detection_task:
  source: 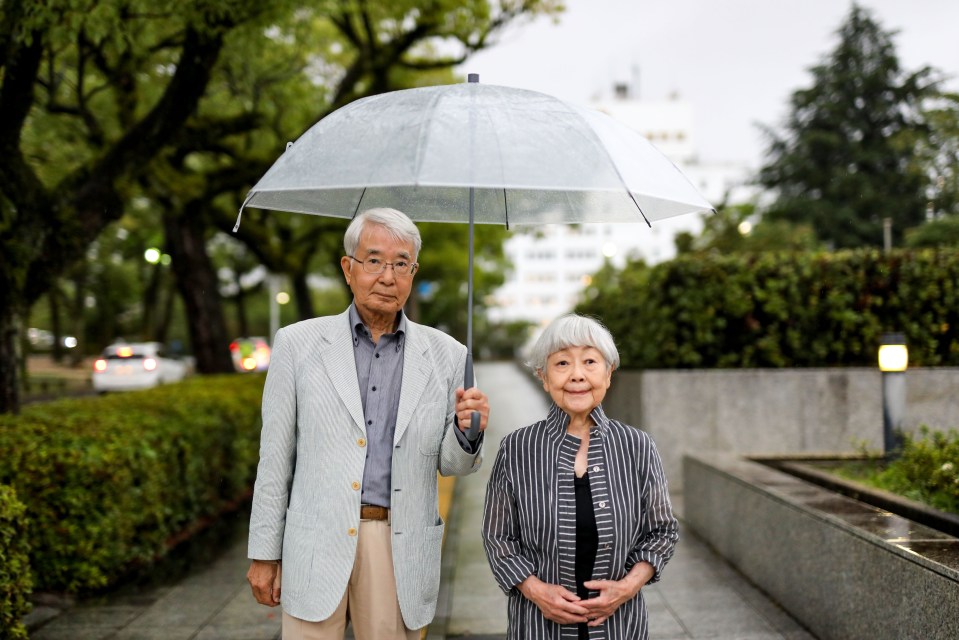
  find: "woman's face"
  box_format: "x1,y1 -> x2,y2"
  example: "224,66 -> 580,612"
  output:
541,345 -> 612,422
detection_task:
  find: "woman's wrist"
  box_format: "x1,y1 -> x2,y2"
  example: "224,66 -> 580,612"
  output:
517,574 -> 540,598
624,563 -> 654,596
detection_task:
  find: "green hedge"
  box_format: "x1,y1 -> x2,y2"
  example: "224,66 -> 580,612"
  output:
577,248 -> 959,368
0,374 -> 264,593
0,485 -> 31,640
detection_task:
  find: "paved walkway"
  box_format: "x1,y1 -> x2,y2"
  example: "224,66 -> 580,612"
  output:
27,362 -> 816,640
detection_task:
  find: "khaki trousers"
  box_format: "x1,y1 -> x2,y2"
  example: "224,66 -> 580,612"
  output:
282,519 -> 419,640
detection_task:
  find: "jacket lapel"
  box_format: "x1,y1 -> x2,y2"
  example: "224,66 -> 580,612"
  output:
318,309 -> 366,435
394,322 -> 432,445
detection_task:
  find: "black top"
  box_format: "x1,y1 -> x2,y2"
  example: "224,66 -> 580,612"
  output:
574,472 -> 598,639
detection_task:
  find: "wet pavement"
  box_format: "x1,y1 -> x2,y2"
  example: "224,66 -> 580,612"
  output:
26,361 -> 817,640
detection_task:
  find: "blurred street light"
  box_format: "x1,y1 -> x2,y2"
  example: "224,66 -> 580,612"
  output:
879,332 -> 908,458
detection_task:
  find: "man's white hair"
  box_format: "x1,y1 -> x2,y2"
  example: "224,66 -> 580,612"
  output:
344,208 -> 422,259
527,314 -> 620,376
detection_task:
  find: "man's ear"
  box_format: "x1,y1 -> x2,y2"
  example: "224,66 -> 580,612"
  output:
340,256 -> 352,284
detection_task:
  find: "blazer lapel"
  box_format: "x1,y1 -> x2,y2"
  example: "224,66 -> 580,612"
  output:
394,322 -> 432,445
318,310 -> 366,435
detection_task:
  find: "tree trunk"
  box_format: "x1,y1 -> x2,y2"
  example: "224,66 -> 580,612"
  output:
68,267 -> 86,368
155,275 -> 176,345
292,270 -> 315,321
142,262 -> 162,341
49,284 -> 64,363
0,308 -> 21,414
162,210 -> 233,374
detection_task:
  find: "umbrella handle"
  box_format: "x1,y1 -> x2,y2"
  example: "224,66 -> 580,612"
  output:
463,353 -> 482,441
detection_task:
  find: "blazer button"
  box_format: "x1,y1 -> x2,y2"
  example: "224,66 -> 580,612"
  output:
351,481 -> 360,491
357,438 -> 367,447
348,527 -> 357,537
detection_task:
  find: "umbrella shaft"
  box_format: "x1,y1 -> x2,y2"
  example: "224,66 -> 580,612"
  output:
467,186 -> 475,356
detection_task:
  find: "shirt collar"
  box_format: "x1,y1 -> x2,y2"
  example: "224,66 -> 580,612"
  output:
545,401 -> 610,438
349,302 -> 407,349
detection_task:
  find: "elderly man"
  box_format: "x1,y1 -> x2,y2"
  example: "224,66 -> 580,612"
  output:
247,208 -> 489,640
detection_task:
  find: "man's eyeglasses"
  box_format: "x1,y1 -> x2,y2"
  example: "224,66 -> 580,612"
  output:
348,255 -> 418,277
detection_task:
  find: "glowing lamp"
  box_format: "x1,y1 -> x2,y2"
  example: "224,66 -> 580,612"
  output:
878,334 -> 908,372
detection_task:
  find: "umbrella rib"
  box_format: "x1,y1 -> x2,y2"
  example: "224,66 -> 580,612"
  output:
627,192 -> 652,227
351,188 -> 367,219
503,189 -> 509,230
562,103 -> 654,226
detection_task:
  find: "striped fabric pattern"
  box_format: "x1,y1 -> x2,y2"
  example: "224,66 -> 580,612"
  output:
248,309 -> 483,630
483,403 -> 679,640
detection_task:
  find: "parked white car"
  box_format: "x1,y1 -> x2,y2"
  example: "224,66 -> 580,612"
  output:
92,342 -> 188,392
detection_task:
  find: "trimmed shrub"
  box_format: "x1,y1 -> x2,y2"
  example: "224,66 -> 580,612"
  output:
837,427 -> 959,515
0,485 -> 31,640
577,248 -> 959,369
0,374 -> 264,592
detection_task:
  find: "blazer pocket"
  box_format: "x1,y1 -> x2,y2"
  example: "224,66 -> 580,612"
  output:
281,508 -> 318,595
415,401 -> 448,456
395,520 -> 445,606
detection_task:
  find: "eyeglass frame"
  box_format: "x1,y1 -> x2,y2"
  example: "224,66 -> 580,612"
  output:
347,255 -> 419,277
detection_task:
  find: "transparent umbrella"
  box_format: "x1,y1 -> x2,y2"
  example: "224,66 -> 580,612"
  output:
238,75 -> 714,436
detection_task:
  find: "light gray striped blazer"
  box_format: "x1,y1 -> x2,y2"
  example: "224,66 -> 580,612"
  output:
248,309 -> 483,629
483,403 -> 679,639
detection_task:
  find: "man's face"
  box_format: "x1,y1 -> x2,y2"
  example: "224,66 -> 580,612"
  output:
340,224 -> 416,324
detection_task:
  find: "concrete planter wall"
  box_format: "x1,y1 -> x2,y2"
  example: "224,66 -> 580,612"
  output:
683,452 -> 959,640
603,367 -> 959,490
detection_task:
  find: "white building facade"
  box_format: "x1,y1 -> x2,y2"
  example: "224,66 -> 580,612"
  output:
487,85 -> 756,328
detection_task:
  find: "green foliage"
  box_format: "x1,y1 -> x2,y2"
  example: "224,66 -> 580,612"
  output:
576,248 -> 959,369
758,4 -> 951,249
837,427 -> 959,515
0,486 -> 31,640
676,203 -> 823,255
0,374 -> 264,592
415,222 -> 510,346
906,214 -> 959,248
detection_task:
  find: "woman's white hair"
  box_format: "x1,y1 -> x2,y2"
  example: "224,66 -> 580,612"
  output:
344,208 -> 422,259
527,314 -> 620,375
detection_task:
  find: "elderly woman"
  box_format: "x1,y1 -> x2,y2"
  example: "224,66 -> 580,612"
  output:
482,314 -> 679,640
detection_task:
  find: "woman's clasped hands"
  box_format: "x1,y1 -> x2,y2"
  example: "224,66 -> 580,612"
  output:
518,573 -> 646,627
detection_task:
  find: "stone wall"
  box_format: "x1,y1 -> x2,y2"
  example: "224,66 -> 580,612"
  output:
603,367 -> 959,491
684,453 -> 959,640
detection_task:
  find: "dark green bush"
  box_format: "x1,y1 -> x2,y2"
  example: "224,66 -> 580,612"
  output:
0,374 -> 264,592
0,485 -> 31,640
577,248 -> 959,368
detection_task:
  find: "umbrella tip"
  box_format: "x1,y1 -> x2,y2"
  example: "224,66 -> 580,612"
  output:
467,73 -> 479,83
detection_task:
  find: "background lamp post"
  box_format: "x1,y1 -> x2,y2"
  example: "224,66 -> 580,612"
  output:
878,332 -> 908,458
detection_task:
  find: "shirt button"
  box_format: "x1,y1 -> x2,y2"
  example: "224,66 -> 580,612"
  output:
351,481 -> 360,490
599,501 -> 607,508
372,386 -> 377,391
348,528 -> 357,537
593,466 -> 600,472
357,438 -> 367,447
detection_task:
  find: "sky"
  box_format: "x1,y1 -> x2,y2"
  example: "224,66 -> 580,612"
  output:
458,0 -> 959,170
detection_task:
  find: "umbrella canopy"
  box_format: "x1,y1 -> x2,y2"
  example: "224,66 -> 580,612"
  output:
240,81 -> 714,227
240,78 -> 713,438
